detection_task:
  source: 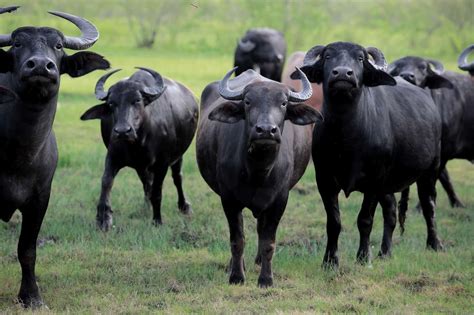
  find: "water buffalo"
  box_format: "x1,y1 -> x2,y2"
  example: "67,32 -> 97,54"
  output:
196,67 -> 320,287
0,6 -> 109,307
293,42 -> 443,267
234,28 -> 286,81
389,53 -> 474,227
81,68 -> 198,230
282,51 -> 323,111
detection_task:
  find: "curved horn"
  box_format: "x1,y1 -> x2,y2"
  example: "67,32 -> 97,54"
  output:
48,11 -> 99,50
427,59 -> 444,74
135,67 -> 166,97
458,44 -> 474,72
95,69 -> 121,100
366,47 -> 388,71
218,67 -> 244,100
0,6 -> 19,47
303,45 -> 325,66
288,67 -> 313,102
238,39 -> 256,53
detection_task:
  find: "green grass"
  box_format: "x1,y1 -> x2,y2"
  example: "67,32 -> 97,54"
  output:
1,0 -> 473,312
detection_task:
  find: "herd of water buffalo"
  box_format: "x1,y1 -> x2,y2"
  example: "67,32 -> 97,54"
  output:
0,6 -> 473,308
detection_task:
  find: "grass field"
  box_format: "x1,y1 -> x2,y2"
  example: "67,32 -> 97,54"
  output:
1,1 -> 474,313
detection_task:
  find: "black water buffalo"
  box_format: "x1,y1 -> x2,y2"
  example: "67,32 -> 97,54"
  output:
293,42 -> 443,267
389,53 -> 474,226
81,68 -> 198,230
196,67 -> 320,287
234,28 -> 286,81
0,6 -> 109,307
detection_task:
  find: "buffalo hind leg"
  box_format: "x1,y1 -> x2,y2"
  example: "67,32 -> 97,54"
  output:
378,194 -> 397,258
171,157 -> 192,215
356,193 -> 378,264
222,198 -> 245,284
150,164 -> 168,225
17,195 -> 49,308
398,187 -> 409,235
97,154 -> 120,231
417,174 -> 443,251
256,200 -> 286,288
137,168 -> 154,211
439,166 -> 465,208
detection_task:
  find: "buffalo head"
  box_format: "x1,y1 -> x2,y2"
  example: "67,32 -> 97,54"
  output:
389,56 -> 453,89
0,7 -> 109,101
293,42 -> 396,102
80,67 -> 166,142
209,67 -> 320,157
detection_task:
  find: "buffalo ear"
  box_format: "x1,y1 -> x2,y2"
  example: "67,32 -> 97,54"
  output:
290,61 -> 324,84
363,60 -> 397,87
61,52 -> 110,78
425,70 -> 454,89
0,49 -> 13,73
80,103 -> 109,120
0,85 -> 17,104
286,103 -> 322,125
208,101 -> 244,123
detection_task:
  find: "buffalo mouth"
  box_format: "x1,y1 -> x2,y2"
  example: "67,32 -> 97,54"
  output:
329,78 -> 356,89
248,138 -> 280,154
22,74 -> 57,84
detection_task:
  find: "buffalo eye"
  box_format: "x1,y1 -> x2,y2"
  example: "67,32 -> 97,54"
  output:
245,100 -> 250,106
55,43 -> 63,50
325,55 -> 331,60
419,64 -> 426,71
281,101 -> 287,107
108,102 -> 116,108
358,56 -> 364,62
13,41 -> 21,48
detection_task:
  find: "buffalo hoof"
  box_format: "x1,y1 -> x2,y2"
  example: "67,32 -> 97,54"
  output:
427,238 -> 443,251
153,218 -> 163,226
179,201 -> 193,215
356,249 -> 371,265
377,250 -> 392,259
450,199 -> 465,208
322,255 -> 339,270
229,273 -> 245,285
258,276 -> 273,288
96,205 -> 113,232
18,293 -> 45,309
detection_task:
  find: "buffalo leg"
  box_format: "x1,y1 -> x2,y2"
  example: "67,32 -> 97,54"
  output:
150,164 -> 168,225
170,157 -> 192,215
439,166 -> 465,208
398,187 -> 409,235
317,172 -> 342,268
17,195 -> 49,308
256,200 -> 286,288
222,198 -> 245,284
356,193 -> 378,264
417,174 -> 443,251
97,154 -> 120,231
136,168 -> 154,211
378,194 -> 397,258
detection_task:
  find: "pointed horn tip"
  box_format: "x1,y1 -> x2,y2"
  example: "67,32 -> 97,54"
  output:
2,6 -> 20,12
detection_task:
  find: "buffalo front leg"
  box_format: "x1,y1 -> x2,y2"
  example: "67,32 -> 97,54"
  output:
150,164 -> 168,225
438,166 -> 465,208
378,194 -> 397,258
17,195 -> 49,308
256,201 -> 286,288
222,198 -> 245,284
417,174 -> 443,251
97,154 -> 120,232
398,187 -> 409,235
356,193 -> 378,264
171,157 -> 192,215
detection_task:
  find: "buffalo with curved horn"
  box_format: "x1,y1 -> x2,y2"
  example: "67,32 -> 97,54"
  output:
197,68 -> 320,287
81,67 -> 198,230
0,6 -> 109,308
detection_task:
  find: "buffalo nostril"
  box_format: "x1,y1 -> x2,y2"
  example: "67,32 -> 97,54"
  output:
270,127 -> 277,134
26,60 -> 35,69
347,70 -> 353,76
332,70 -> 339,76
46,62 -> 55,70
256,126 -> 263,134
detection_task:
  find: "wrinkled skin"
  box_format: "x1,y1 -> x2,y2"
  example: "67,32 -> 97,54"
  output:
389,56 -> 474,219
0,24 -> 109,307
282,51 -> 323,111
197,70 -> 320,287
81,69 -> 198,230
234,28 -> 287,82
298,42 -> 443,268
